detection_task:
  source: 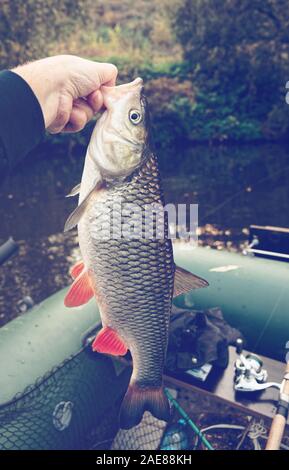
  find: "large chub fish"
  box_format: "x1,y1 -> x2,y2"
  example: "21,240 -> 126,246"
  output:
64,78 -> 208,428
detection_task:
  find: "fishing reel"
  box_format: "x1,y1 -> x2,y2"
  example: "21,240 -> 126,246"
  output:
234,338 -> 281,392
242,235 -> 259,256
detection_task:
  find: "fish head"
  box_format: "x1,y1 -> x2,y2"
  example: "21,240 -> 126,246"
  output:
88,78 -> 149,180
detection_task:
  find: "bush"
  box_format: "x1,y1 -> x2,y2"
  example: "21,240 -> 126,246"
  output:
0,0 -> 94,68
173,0 -> 289,90
172,0 -> 289,140
145,76 -> 196,146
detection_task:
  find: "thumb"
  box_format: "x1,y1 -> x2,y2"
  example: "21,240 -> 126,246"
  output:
68,58 -> 118,98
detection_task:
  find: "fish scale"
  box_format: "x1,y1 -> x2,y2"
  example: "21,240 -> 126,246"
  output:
79,153 -> 174,386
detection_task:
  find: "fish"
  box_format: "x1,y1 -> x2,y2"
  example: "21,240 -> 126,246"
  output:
64,77 -> 208,429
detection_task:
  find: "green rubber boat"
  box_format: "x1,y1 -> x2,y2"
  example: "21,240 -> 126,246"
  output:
0,244 -> 289,449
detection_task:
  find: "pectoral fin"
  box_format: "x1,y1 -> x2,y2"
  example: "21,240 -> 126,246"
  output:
64,180 -> 104,232
173,265 -> 208,297
66,183 -> 81,198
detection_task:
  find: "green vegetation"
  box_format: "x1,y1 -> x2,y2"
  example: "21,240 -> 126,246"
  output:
172,0 -> 289,143
1,0 -> 288,146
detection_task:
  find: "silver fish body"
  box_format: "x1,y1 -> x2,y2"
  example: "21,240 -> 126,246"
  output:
78,153 -> 174,389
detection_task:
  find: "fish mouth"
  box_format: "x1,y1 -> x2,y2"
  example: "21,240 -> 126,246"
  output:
117,77 -> 143,90
102,77 -> 143,94
131,77 -> 143,86
101,77 -> 144,109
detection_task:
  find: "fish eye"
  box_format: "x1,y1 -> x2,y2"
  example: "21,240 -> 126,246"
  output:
129,109 -> 142,125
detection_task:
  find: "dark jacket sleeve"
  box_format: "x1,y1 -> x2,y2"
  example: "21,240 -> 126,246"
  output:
0,70 -> 45,184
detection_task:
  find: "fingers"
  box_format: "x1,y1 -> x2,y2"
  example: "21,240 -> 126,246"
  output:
87,89 -> 104,113
69,58 -> 118,98
47,93 -> 72,134
45,56 -> 118,133
49,94 -> 99,135
62,98 -> 95,133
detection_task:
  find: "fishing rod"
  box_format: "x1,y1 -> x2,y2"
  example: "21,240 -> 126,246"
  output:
266,362 -> 289,450
164,388 -> 214,450
233,339 -> 289,450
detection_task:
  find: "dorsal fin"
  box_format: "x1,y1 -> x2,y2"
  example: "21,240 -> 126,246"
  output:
173,265 -> 208,297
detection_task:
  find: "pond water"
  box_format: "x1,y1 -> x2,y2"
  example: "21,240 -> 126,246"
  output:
0,141 -> 289,328
1,141 -> 289,244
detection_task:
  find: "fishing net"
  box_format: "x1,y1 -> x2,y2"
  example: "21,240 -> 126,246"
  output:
0,342 -> 181,451
112,413 -> 169,450
0,335 -> 186,451
0,348 -> 130,450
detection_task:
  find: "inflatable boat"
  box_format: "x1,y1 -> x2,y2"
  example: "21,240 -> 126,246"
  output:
0,242 -> 289,449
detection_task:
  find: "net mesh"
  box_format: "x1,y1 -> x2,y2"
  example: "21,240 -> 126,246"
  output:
111,412 -> 168,450
0,342 -> 181,451
0,349 -> 129,450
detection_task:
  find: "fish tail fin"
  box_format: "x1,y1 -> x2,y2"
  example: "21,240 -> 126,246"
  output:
119,383 -> 170,429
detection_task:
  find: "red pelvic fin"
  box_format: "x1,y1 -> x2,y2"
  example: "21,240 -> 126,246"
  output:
64,271 -> 94,307
92,326 -> 128,356
119,384 -> 171,429
70,260 -> 85,279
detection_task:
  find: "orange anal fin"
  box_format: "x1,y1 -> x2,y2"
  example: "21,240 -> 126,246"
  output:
70,260 -> 85,279
92,327 -> 128,356
64,271 -> 94,307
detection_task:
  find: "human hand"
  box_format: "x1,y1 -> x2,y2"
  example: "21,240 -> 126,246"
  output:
12,55 -> 118,133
